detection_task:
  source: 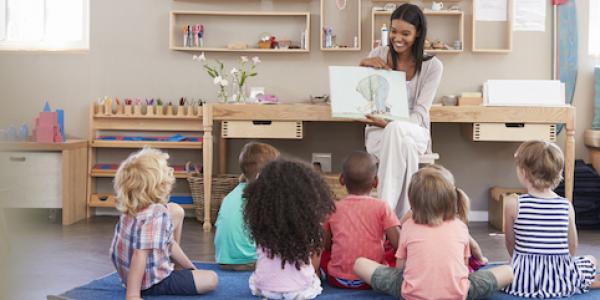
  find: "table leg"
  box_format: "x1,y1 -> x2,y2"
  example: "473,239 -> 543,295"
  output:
564,111 -> 575,201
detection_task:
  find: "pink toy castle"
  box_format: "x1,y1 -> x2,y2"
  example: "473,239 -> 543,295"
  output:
32,103 -> 64,143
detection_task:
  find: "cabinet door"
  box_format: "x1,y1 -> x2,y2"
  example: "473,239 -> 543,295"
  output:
0,152 -> 62,208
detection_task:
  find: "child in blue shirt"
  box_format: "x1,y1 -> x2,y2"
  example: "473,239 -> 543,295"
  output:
214,142 -> 280,270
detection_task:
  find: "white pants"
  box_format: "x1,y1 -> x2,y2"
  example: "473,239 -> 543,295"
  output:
365,121 -> 429,217
249,272 -> 322,300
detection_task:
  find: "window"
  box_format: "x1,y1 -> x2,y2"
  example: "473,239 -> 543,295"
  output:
0,0 -> 89,51
591,0 -> 600,56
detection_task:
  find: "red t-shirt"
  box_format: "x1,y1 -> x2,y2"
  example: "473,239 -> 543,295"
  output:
324,195 -> 401,280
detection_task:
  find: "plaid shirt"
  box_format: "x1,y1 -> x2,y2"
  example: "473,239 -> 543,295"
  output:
110,203 -> 174,290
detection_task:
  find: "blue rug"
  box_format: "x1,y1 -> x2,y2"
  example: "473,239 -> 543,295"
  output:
55,262 -> 600,299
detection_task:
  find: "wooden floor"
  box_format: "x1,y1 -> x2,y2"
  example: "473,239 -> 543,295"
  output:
2,210 -> 600,300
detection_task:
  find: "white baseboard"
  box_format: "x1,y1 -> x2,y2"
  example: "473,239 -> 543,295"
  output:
469,210 -> 488,222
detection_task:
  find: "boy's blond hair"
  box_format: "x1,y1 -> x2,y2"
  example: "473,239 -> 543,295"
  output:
114,148 -> 175,215
514,140 -> 564,190
238,142 -> 280,182
408,165 -> 469,226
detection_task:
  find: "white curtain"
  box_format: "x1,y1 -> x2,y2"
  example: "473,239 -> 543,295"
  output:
590,0 -> 600,57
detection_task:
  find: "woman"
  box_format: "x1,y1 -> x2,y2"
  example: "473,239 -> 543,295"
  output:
359,3 -> 443,217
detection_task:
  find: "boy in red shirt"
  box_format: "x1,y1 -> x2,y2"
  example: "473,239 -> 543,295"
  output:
320,151 -> 401,289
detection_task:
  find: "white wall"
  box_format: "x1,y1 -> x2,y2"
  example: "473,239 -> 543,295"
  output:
0,0 -> 596,213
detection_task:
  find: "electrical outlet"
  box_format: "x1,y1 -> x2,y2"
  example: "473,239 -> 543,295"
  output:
312,153 -> 332,173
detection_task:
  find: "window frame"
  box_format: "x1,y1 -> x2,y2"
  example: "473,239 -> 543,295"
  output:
0,0 -> 89,51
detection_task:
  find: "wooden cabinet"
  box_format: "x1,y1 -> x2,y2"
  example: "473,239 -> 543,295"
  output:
0,140 -> 88,225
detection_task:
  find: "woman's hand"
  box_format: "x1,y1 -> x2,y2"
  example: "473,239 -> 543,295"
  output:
362,114 -> 389,128
359,57 -> 391,70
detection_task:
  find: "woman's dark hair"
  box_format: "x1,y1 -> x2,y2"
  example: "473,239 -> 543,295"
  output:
243,159 -> 336,270
388,3 -> 433,73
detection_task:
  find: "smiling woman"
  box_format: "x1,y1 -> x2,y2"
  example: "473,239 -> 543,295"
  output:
0,0 -> 89,51
358,3 -> 443,217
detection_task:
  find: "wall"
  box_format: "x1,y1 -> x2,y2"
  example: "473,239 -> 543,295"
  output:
0,0 -> 596,216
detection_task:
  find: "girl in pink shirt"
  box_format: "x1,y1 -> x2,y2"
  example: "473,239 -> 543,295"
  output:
243,159 -> 336,299
354,165 -> 513,299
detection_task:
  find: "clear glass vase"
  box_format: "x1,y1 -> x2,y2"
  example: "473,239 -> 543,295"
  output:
231,84 -> 249,103
217,86 -> 228,103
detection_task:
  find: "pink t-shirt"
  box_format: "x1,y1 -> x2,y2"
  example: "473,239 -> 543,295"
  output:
397,218 -> 470,300
325,195 -> 401,279
252,247 -> 315,293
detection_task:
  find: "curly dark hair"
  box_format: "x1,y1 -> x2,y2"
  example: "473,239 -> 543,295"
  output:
243,159 -> 336,270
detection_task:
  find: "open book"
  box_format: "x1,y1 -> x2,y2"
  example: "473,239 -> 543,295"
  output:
328,66 -> 409,120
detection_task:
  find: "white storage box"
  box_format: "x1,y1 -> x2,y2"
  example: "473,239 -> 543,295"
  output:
0,152 -> 62,208
484,80 -> 565,106
472,123 -> 556,142
222,121 -> 303,139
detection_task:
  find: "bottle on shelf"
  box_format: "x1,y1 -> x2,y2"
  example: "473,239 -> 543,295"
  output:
381,23 -> 389,47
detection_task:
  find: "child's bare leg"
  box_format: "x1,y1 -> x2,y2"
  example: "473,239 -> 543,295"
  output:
167,203 -> 184,244
191,269 -> 219,294
353,257 -> 383,285
487,265 -> 513,289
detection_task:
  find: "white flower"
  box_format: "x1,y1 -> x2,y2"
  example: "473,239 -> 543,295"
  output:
213,76 -> 223,85
241,56 -> 249,63
252,56 -> 261,64
230,68 -> 239,75
221,79 -> 229,86
199,52 -> 206,62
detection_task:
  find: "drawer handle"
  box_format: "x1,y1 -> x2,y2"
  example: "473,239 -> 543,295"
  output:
9,156 -> 26,162
99,195 -> 109,201
505,123 -> 525,128
252,120 -> 272,125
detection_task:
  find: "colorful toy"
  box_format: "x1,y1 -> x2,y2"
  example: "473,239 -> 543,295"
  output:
32,102 -> 64,143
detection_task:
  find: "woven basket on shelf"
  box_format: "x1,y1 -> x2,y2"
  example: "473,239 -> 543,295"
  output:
322,173 -> 348,200
187,174 -> 240,223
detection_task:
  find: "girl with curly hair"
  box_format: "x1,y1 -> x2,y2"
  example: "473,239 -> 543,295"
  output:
243,159 -> 336,299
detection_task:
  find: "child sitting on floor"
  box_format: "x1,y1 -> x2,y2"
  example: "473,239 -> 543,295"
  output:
109,148 -> 218,299
504,140 -> 600,298
321,151 -> 401,290
214,142 -> 280,271
354,164 -> 513,299
244,159 -> 336,299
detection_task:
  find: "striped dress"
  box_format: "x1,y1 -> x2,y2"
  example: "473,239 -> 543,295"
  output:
504,194 -> 596,298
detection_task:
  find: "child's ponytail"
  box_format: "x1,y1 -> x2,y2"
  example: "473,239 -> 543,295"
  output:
456,188 -> 470,224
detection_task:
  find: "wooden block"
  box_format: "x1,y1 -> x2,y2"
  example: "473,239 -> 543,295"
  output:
458,97 -> 482,106
177,106 -> 185,116
124,105 -> 133,116
133,104 -> 142,116
166,105 -> 174,116
489,186 -> 527,231
145,104 -> 154,116
117,103 -> 125,114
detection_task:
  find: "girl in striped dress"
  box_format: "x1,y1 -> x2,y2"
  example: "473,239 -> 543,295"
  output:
504,141 -> 600,298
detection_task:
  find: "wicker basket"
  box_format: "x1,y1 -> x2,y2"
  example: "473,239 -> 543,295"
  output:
322,173 -> 348,200
187,174 -> 240,223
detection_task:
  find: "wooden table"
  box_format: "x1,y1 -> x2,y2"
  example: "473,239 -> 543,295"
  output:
0,139 -> 88,225
209,103 -> 575,220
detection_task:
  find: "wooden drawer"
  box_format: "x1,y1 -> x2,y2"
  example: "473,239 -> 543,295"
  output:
0,152 -> 62,208
472,123 -> 556,142
222,121 -> 303,139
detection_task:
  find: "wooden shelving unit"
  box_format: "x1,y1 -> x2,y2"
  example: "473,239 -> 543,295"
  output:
371,9 -> 464,53
320,0 -> 361,51
87,103 -> 214,231
170,11 -> 310,53
472,0 -> 513,53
